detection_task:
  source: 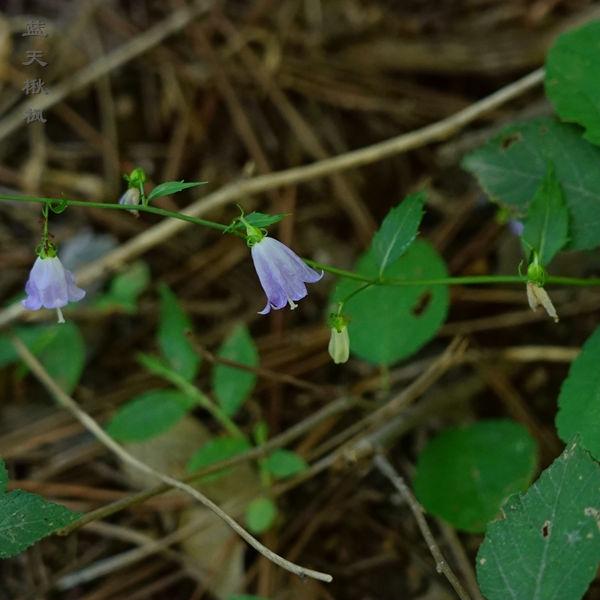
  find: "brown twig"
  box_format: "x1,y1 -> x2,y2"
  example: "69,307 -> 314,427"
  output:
10,334 -> 333,584
373,453 -> 473,600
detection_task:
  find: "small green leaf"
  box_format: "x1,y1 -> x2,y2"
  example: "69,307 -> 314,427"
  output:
0,489 -> 79,558
332,240 -> 448,365
97,261 -> 150,312
228,596 -> 268,600
186,436 -> 251,481
556,325 -> 600,460
371,192 -> 425,275
522,163 -> 569,265
264,450 -> 307,479
244,212 -> 287,229
545,20 -> 600,147
158,284 -> 199,381
413,420 -> 537,533
146,180 -> 206,202
213,325 -> 258,416
462,117 -> 600,250
107,389 -> 195,442
245,497 -> 277,534
477,442 -> 600,600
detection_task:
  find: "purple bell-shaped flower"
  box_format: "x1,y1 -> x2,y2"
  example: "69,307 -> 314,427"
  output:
22,255 -> 86,323
250,236 -> 323,314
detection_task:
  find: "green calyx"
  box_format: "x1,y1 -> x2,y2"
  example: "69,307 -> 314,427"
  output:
328,312 -> 349,333
526,253 -> 546,286
239,216 -> 265,246
37,241 -> 57,259
124,167 -> 147,189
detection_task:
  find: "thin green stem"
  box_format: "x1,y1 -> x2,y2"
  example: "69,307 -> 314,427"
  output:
4,194 -> 600,289
0,193 -> 238,236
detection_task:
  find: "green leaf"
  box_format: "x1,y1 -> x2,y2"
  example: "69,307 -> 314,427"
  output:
413,420 -> 537,533
371,192 -> 425,275
107,390 -> 195,442
97,261 -> 150,312
462,117 -> 600,250
0,461 -> 7,494
522,163 -> 569,265
0,490 -> 80,558
212,325 -> 258,417
37,322 -> 85,394
477,442 -> 600,600
0,323 -> 85,393
228,596 -> 268,600
264,450 -> 307,479
244,212 -> 287,229
545,20 -> 600,147
146,180 -> 206,202
158,284 -> 199,381
556,325 -> 600,460
332,240 -> 448,365
245,497 -> 277,534
186,436 -> 251,481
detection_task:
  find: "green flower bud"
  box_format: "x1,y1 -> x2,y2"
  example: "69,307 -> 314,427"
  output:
526,261 -> 546,286
124,167 -> 147,188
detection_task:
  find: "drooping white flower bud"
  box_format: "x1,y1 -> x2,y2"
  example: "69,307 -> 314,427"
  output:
526,282 -> 558,323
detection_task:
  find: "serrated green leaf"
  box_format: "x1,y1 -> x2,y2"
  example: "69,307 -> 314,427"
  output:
0,489 -> 79,558
462,117 -> 600,250
545,20 -> 600,147
245,497 -> 277,534
213,325 -> 258,417
556,325 -> 600,460
372,192 -> 425,275
264,450 -> 307,479
0,460 -> 7,494
414,420 -> 537,533
107,389 -> 195,442
186,436 -> 251,481
97,261 -> 150,312
331,240 -> 448,365
522,163 -> 569,265
158,284 -> 199,382
146,180 -> 206,202
477,442 -> 600,600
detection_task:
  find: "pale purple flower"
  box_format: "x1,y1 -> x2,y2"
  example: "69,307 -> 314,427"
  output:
22,256 -> 86,323
250,237 -> 323,314
118,187 -> 141,217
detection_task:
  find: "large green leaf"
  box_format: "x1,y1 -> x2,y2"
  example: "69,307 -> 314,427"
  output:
477,442 -> 600,600
545,20 -> 600,147
0,458 -> 80,559
371,192 -> 425,275
556,325 -> 600,460
462,117 -> 600,250
413,420 -> 537,533
158,284 -> 199,382
107,389 -> 195,442
212,325 -> 258,417
332,240 -> 448,365
522,164 -> 569,265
